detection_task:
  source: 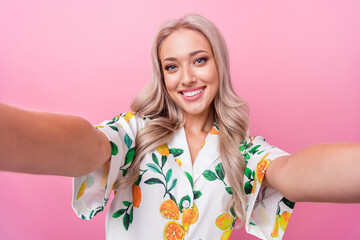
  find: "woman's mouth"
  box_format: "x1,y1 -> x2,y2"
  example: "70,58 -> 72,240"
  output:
182,88 -> 203,97
179,87 -> 206,101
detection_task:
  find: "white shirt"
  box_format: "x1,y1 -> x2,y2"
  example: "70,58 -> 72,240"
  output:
72,112 -> 294,240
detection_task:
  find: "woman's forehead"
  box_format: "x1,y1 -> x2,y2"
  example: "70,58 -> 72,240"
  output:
159,29 -> 212,61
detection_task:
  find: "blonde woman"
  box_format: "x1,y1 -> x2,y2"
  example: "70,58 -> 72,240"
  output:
0,14 -> 359,240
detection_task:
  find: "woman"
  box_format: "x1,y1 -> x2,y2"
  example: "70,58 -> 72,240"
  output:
0,14 -> 359,240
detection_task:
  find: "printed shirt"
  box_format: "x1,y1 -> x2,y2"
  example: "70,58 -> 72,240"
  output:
72,113 -> 295,240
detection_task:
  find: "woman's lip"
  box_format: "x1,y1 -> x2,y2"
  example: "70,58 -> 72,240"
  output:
179,86 -> 206,94
179,86 -> 206,102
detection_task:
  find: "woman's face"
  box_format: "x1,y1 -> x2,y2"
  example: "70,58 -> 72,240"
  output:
159,29 -> 219,118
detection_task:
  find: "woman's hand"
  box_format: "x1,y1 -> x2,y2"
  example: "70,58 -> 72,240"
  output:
0,103 -> 111,177
264,143 -> 360,203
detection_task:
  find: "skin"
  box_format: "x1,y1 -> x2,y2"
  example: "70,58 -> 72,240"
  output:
159,29 -> 219,163
0,103 -> 110,177
265,144 -> 360,202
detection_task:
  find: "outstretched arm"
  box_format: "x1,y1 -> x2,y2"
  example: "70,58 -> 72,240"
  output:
264,143 -> 360,203
0,103 -> 111,177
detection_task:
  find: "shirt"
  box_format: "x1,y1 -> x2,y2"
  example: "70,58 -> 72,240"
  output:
72,112 -> 295,240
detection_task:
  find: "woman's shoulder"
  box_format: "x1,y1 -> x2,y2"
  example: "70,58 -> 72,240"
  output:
97,112 -> 148,127
94,112 -> 149,139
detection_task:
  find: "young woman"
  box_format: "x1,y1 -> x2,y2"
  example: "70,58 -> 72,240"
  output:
0,14 -> 359,240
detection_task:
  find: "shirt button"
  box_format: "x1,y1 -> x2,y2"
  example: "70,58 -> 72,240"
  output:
182,200 -> 190,209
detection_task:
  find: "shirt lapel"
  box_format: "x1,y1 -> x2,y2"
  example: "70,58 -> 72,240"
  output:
192,123 -> 220,183
167,123 -> 220,184
167,127 -> 193,176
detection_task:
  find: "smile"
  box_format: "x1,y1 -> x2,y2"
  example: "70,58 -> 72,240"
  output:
182,89 -> 203,97
180,87 -> 206,97
179,87 -> 206,102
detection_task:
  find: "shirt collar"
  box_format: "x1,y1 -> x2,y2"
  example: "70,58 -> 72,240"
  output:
167,123 -> 220,183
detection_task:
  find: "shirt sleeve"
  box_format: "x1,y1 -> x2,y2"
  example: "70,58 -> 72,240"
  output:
241,136 -> 295,240
72,112 -> 145,220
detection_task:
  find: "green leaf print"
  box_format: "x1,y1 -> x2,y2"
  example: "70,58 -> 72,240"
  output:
244,181 -> 253,194
89,210 -> 94,219
249,145 -> 261,154
109,125 -> 118,132
152,153 -> 159,166
239,144 -> 245,152
134,169 -> 148,186
169,148 -> 184,157
144,158 -> 179,202
203,170 -> 218,181
165,169 -> 173,183
225,187 -> 233,195
146,163 -> 162,174
215,163 -> 225,181
124,134 -> 132,149
124,147 -> 135,165
110,141 -> 118,156
91,206 -> 104,219
161,155 -> 167,167
193,191 -> 202,199
112,170 -> 147,230
122,169 -> 128,177
168,192 -> 177,205
123,213 -> 130,230
185,172 -> 193,188
244,167 -> 253,179
145,178 -> 164,185
276,205 -> 281,216
112,208 -> 126,218
257,150 -> 266,155
168,178 -> 178,192
129,206 -> 133,224
244,152 -> 250,160
230,207 -> 236,217
134,174 -> 142,186
281,197 -> 295,209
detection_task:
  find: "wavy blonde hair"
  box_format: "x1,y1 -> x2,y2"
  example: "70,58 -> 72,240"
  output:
123,14 -> 249,223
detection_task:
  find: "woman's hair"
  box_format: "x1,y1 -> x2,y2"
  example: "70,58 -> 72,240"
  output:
123,13 -> 249,223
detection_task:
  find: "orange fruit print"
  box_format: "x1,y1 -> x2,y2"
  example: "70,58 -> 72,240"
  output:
182,204 -> 199,231
132,184 -> 141,208
163,221 -> 186,240
256,153 -> 271,184
160,199 -> 180,220
215,213 -> 233,231
209,125 -> 219,135
157,144 -> 170,156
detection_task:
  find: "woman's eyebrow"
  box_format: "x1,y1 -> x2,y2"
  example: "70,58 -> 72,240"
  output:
163,50 -> 208,63
189,49 -> 207,57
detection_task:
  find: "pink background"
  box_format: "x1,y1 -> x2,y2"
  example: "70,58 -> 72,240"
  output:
1,0 -> 359,239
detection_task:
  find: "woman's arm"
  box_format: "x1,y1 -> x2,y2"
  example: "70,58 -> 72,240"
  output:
0,103 -> 111,177
264,143 -> 360,203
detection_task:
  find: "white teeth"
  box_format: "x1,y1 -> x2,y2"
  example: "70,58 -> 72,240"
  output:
183,89 -> 203,97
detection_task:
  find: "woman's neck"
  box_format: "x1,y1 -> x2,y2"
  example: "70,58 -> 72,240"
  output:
183,107 -> 214,135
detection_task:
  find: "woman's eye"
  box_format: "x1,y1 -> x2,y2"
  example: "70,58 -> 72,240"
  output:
194,57 -> 207,65
165,65 -> 177,71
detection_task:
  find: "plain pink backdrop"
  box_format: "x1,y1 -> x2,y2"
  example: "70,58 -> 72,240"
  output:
1,1 -> 359,239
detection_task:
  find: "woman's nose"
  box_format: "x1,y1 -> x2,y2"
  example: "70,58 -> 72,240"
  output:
181,66 -> 196,85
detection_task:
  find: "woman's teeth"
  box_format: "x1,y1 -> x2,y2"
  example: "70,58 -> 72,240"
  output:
182,89 -> 203,97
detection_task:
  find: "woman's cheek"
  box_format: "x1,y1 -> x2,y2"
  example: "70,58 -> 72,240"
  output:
164,75 -> 180,91
196,67 -> 215,83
